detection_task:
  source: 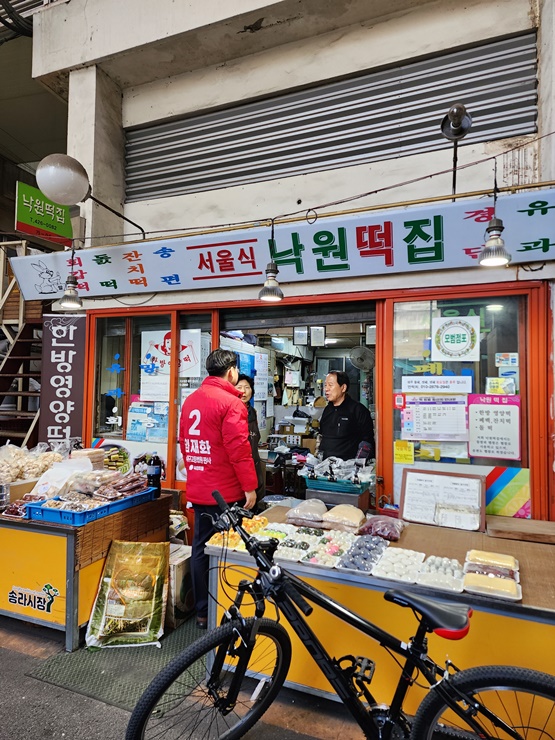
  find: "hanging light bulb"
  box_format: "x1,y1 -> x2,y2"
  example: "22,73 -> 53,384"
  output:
479,218 -> 511,267
478,160 -> 511,268
259,219 -> 284,302
258,261 -> 284,302
58,247 -> 84,310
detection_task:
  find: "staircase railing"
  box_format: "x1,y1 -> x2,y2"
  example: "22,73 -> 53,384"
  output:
0,240 -> 42,447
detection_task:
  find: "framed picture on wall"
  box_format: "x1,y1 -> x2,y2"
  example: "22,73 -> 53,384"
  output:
293,326 -> 309,346
310,326 -> 326,347
365,324 -> 376,345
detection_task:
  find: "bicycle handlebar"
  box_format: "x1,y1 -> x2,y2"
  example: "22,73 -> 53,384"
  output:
211,490 -> 313,616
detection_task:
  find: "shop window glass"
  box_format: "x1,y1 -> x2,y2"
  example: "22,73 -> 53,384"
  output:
175,314 -> 212,483
393,297 -> 525,497
94,317 -> 126,439
129,315 -> 172,450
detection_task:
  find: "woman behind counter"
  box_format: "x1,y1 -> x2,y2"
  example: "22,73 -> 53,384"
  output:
236,374 -> 265,506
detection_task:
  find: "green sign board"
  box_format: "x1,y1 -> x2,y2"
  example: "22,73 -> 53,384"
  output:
15,181 -> 72,247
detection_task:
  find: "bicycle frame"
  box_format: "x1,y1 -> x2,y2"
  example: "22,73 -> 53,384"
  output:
227,564 -> 440,739
210,501 -> 524,740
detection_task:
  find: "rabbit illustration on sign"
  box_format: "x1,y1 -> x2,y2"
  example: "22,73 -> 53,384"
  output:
32,260 -> 64,294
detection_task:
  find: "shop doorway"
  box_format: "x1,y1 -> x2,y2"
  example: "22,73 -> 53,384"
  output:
219,301 -> 377,445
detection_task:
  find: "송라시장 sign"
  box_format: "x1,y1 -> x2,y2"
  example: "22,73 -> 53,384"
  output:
9,188 -> 555,301
15,182 -> 72,248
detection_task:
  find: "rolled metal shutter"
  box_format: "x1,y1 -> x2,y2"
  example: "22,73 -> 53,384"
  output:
125,32 -> 537,202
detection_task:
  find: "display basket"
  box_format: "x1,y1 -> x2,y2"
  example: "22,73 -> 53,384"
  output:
26,488 -> 156,526
304,477 -> 370,495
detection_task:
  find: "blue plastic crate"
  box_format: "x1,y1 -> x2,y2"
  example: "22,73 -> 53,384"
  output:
106,488 -> 155,514
26,488 -> 156,526
304,477 -> 369,495
26,499 -> 110,525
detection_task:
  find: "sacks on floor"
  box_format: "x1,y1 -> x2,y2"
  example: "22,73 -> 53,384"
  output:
86,540 -> 169,648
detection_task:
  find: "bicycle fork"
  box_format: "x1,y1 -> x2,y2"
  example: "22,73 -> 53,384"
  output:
208,577 -> 267,715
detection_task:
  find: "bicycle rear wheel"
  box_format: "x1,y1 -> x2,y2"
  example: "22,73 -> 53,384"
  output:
126,618 -> 292,740
410,665 -> 555,739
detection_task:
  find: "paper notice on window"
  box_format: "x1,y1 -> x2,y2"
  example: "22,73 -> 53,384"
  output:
468,394 -> 520,460
401,395 -> 468,441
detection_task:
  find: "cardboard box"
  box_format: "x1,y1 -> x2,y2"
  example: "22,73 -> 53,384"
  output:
300,437 -> 317,454
166,544 -> 194,629
279,424 -> 295,434
9,478 -> 39,502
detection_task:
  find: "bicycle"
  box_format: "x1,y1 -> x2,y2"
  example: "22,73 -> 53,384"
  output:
126,491 -> 555,739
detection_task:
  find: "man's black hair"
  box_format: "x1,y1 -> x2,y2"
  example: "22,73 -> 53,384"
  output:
206,349 -> 237,377
328,370 -> 350,391
236,373 -> 254,393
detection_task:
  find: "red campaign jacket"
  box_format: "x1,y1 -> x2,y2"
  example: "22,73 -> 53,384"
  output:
179,375 -> 258,504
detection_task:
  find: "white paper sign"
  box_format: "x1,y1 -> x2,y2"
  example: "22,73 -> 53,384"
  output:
431,316 -> 480,362
401,395 -> 468,441
255,352 -> 268,372
468,394 -> 521,459
401,376 -> 472,393
140,329 -> 201,400
402,470 -> 483,530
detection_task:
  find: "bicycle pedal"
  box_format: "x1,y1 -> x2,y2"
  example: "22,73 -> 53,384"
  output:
353,656 -> 376,683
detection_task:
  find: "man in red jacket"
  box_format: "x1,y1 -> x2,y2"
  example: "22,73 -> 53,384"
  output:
179,348 -> 257,628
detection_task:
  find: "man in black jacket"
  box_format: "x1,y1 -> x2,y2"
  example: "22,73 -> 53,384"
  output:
319,371 -> 375,460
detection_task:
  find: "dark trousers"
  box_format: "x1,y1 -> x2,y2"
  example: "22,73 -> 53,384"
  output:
191,504 -> 218,619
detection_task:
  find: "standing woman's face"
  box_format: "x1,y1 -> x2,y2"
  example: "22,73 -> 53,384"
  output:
236,380 -> 253,404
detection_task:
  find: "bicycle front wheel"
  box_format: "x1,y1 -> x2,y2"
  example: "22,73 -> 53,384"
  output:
126,618 -> 292,740
411,664 -> 555,739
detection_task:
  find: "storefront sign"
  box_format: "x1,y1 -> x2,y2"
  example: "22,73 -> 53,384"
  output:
38,315 -> 86,444
9,188 -> 555,300
431,316 -> 480,361
15,181 -> 73,248
468,394 -> 521,460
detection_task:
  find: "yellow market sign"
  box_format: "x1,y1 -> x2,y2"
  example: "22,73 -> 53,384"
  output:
15,181 -> 72,248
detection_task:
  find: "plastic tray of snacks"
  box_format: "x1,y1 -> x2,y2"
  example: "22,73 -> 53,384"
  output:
463,572 -> 522,601
26,488 -> 155,526
335,534 -> 388,575
464,549 -> 519,572
274,547 -> 303,563
299,550 -> 341,569
415,555 -> 464,592
463,561 -> 520,583
371,548 -> 426,584
103,488 -> 154,514
206,531 -> 242,549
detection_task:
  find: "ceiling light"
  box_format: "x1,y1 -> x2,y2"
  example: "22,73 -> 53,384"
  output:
486,304 -> 504,312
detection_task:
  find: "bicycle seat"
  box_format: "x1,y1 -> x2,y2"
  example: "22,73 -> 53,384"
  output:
384,590 -> 471,639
